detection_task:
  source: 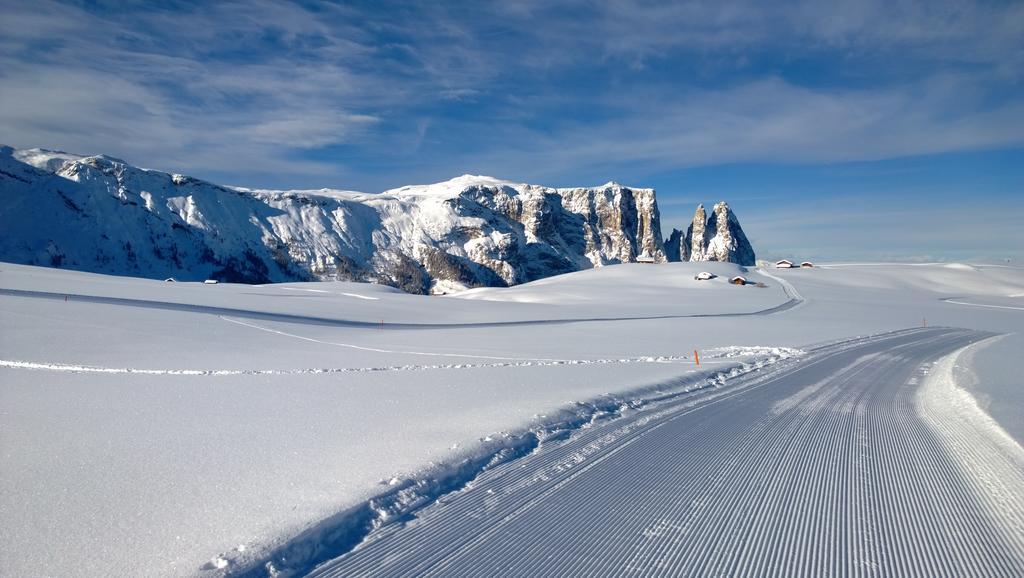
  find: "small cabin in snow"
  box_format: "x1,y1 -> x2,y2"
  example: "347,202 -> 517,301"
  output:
203,279 -> 219,285
801,261 -> 814,268
164,277 -> 177,282
636,255 -> 657,264
775,260 -> 795,269
729,276 -> 748,285
694,271 -> 716,281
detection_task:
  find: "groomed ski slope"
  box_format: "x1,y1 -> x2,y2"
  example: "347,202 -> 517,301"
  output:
2,261 -> 1024,577
308,328 -> 1024,577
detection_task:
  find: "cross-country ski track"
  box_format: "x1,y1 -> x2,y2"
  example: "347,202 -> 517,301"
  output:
277,327 -> 1024,578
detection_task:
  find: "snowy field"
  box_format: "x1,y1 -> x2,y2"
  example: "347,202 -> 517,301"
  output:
1,260 -> 1023,576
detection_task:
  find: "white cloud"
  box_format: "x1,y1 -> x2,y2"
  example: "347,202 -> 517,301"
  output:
0,0 -> 1021,190
432,76 -> 1024,186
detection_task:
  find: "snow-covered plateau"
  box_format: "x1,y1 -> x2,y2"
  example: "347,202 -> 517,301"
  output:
1,259 -> 1023,576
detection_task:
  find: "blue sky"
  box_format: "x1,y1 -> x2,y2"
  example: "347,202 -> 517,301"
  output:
1,0 -> 1022,261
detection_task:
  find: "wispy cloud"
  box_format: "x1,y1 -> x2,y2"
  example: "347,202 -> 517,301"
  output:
0,0 -> 1022,191
429,76 -> 1024,188
0,0 -> 392,179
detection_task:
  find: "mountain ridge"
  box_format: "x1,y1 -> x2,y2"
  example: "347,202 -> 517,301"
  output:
1,146 -> 753,292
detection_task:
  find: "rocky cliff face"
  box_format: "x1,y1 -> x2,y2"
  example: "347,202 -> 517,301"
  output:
664,228 -> 684,262
685,203 -> 710,262
705,201 -> 755,265
664,201 -> 755,266
0,147 -> 667,293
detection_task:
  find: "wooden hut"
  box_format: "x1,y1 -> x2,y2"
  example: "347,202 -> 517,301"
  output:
694,271 -> 716,281
800,261 -> 814,268
775,260 -> 794,269
729,276 -> 748,285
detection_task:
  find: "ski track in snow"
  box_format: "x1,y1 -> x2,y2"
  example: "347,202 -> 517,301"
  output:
0,357 -> 733,376
217,315 -> 572,362
280,327 -> 1024,578
943,297 -> 1024,311
340,293 -> 379,301
219,316 -> 798,364
4,311 -> 799,376
1,323 -> 790,378
280,287 -> 380,300
756,267 -> 806,310
0,286 -> 801,329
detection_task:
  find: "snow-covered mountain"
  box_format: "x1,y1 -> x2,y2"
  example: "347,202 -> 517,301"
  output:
664,202 -> 756,266
1,146 -> 679,293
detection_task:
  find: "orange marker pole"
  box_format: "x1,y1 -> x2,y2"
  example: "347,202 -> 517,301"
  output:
694,350 -> 700,366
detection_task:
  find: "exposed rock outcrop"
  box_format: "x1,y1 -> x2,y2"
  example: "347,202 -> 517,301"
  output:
706,201 -> 755,265
0,147 -> 668,293
685,204 -> 709,262
664,228 -> 684,262
664,201 -> 755,266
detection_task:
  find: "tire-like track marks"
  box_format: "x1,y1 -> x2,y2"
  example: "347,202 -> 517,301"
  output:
300,328 -> 1023,578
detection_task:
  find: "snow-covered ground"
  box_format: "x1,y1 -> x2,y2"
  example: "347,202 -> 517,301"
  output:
313,328 -> 1022,578
1,260 -> 1023,577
